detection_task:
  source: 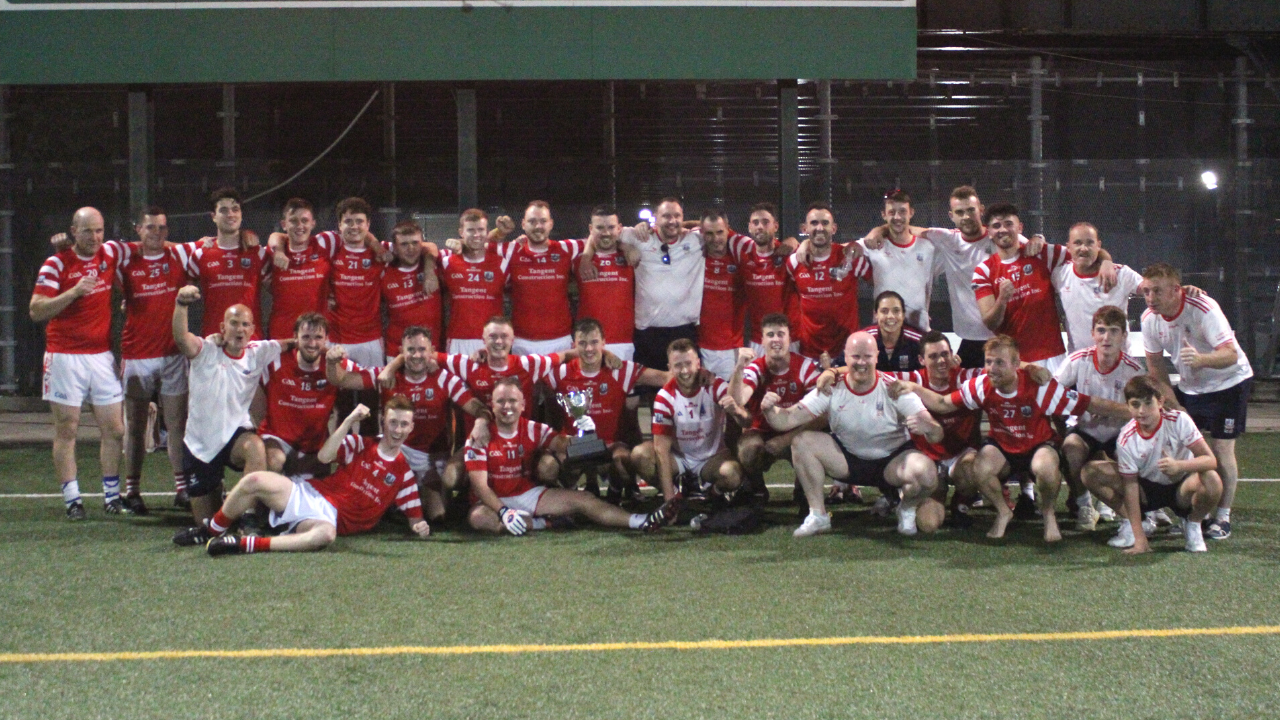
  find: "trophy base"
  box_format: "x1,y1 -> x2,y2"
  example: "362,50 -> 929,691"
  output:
565,433 -> 609,461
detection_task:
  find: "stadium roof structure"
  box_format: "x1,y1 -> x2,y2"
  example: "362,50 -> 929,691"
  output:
0,0 -> 916,83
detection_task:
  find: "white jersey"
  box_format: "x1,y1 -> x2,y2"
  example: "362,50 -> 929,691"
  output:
184,338 -> 282,462
1052,262 -> 1143,353
1054,348 -> 1143,442
857,234 -> 940,330
1116,410 -> 1204,485
1141,293 -> 1253,395
920,227 -> 997,341
651,377 -> 728,465
799,371 -> 926,460
621,227 -> 704,330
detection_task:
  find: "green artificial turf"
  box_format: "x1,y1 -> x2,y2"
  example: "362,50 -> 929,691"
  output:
1,438 -> 1278,719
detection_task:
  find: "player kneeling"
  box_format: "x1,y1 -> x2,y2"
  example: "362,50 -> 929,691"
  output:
1081,376 -> 1222,554
204,397 -> 429,556
465,377 -> 676,535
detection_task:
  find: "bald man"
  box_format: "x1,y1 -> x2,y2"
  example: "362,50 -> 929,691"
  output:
170,285 -> 293,545
30,207 -> 127,520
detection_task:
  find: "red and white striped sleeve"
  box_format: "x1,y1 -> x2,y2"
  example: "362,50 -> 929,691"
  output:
561,239 -> 584,261
617,361 -> 641,395
522,354 -> 560,382
314,231 -> 341,259
727,233 -> 753,264
971,258 -> 996,300
436,369 -> 475,407
797,358 -> 821,391
33,255 -> 64,297
1034,377 -> 1091,417
651,388 -> 676,435
338,434 -> 366,465
344,359 -> 376,389
852,250 -> 872,281
439,352 -> 471,378
530,420 -> 557,451
710,377 -> 729,402
741,361 -> 762,392
1043,243 -> 1071,272
394,473 -> 423,521
175,243 -> 202,278
950,375 -> 987,411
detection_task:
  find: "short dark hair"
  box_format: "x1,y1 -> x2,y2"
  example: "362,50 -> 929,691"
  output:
700,208 -> 726,224
1092,305 -> 1128,333
138,205 -> 166,223
293,311 -> 328,335
525,200 -> 551,215
950,185 -> 979,202
919,330 -> 951,351
874,290 -> 906,312
573,317 -> 605,341
484,315 -> 513,330
493,376 -> 523,393
402,325 -> 433,344
391,220 -> 423,241
760,313 -> 790,330
460,208 -> 488,224
806,201 -> 833,215
209,187 -> 241,210
667,338 -> 697,356
658,196 -> 683,209
589,206 -> 617,220
884,189 -> 912,206
749,202 -> 778,221
982,202 -> 1019,225
1124,375 -> 1163,402
335,197 -> 372,220
282,198 -> 313,216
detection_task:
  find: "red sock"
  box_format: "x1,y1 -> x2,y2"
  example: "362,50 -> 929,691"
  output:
173,473 -> 188,493
125,476 -> 141,496
240,536 -> 271,553
209,510 -> 231,534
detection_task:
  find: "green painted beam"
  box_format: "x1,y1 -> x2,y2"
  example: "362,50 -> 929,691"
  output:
0,2 -> 916,83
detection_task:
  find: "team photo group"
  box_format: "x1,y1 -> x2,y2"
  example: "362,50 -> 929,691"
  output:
30,183 -> 1254,557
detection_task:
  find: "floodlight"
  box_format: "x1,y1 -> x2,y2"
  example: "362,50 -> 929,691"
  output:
1200,171 -> 1218,190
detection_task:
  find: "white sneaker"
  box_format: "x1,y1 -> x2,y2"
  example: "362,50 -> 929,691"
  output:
1077,504 -> 1100,532
1152,508 -> 1174,527
793,512 -> 832,538
1141,517 -> 1157,537
1184,521 -> 1207,552
870,496 -> 893,518
1108,519 -> 1136,548
896,505 -> 918,536
1095,500 -> 1116,522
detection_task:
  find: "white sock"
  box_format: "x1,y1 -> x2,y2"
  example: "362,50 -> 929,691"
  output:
101,475 -> 121,504
1022,483 -> 1036,502
531,518 -> 548,530
1076,492 -> 1093,509
1144,510 -> 1156,521
1215,508 -> 1231,522
61,480 -> 81,507
628,514 -> 646,529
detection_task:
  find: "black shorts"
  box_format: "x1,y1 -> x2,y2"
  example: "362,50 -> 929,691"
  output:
834,438 -> 913,495
1175,378 -> 1251,440
984,438 -> 1060,479
957,339 -> 988,370
633,324 -> 698,373
183,427 -> 252,498
1065,429 -> 1117,458
1138,476 -> 1191,518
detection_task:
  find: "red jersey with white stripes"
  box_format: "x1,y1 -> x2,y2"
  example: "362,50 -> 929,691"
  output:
740,241 -> 799,344
177,242 -> 271,338
741,354 -> 820,432
258,352 -> 373,454
896,366 -> 983,461
439,248 -> 509,342
503,238 -> 582,341
464,418 -> 558,499
34,244 -> 121,354
651,376 -> 730,464
315,231 -> 385,344
267,238 -> 331,340
787,244 -> 871,358
971,244 -> 1070,362
545,358 -> 644,444
312,435 -> 420,536
440,352 -> 559,436
381,262 -> 444,357
114,242 -> 185,359
699,252 -> 745,351
380,368 -> 474,454
575,249 -> 634,345
951,369 -> 1092,455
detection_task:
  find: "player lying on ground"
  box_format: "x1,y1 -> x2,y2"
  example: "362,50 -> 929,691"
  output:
464,377 -> 678,535
204,397 -> 429,556
1081,375 -> 1222,554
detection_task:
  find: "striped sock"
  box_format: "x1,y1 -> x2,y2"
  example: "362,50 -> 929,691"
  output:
240,536 -> 271,553
61,480 -> 81,508
101,476 -> 121,504
209,510 -> 232,534
125,476 -> 141,497
173,473 -> 187,493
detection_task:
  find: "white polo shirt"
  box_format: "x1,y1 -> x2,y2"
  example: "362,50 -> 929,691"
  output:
857,234 -> 940,331
799,371 -> 926,460
184,338 -> 281,462
1052,261 -> 1143,353
1141,293 -> 1253,395
620,227 -> 704,330
1116,410 -> 1203,485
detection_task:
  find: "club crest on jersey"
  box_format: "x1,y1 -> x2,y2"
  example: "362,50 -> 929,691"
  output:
788,381 -> 797,393
599,383 -> 609,395
728,264 -> 737,274
426,388 -> 435,400
615,255 -> 627,267
898,356 -> 910,369
484,271 -> 494,282
875,400 -> 884,415
316,379 -> 328,389
550,253 -> 561,262
162,262 -> 170,273
916,253 -> 924,262
1020,406 -> 1032,417
99,260 -> 108,271
1023,264 -> 1033,275
240,257 -> 251,268
383,472 -> 395,486
361,258 -> 371,269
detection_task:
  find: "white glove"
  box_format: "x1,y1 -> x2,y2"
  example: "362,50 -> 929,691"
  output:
500,506 -> 531,536
573,415 -> 597,434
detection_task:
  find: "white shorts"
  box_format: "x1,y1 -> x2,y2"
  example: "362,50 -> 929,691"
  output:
261,433 -> 297,457
513,335 -> 572,356
400,445 -> 447,480
498,485 -> 546,515
675,453 -> 711,478
937,447 -> 976,480
606,343 -> 635,362
1038,353 -> 1068,375
447,338 -> 484,356
42,351 -> 123,407
699,348 -> 740,380
751,341 -> 801,358
344,339 -> 385,370
122,355 -> 188,397
269,479 -> 339,532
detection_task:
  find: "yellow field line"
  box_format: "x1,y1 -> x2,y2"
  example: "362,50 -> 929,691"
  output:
4,625 -> 1280,664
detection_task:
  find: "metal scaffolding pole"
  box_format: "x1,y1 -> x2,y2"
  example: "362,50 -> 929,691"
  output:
455,88 -> 478,211
605,81 -> 617,211
0,85 -> 13,392
778,80 -> 800,236
1029,56 -> 1046,235
217,84 -> 237,181
817,80 -> 835,205
1232,56 -> 1254,357
379,82 -> 399,238
127,90 -> 150,224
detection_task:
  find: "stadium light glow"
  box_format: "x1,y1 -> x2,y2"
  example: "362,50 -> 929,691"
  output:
638,208 -> 654,222
1200,170 -> 1219,190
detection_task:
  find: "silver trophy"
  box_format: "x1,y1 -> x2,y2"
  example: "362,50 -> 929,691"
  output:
556,388 -> 608,461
